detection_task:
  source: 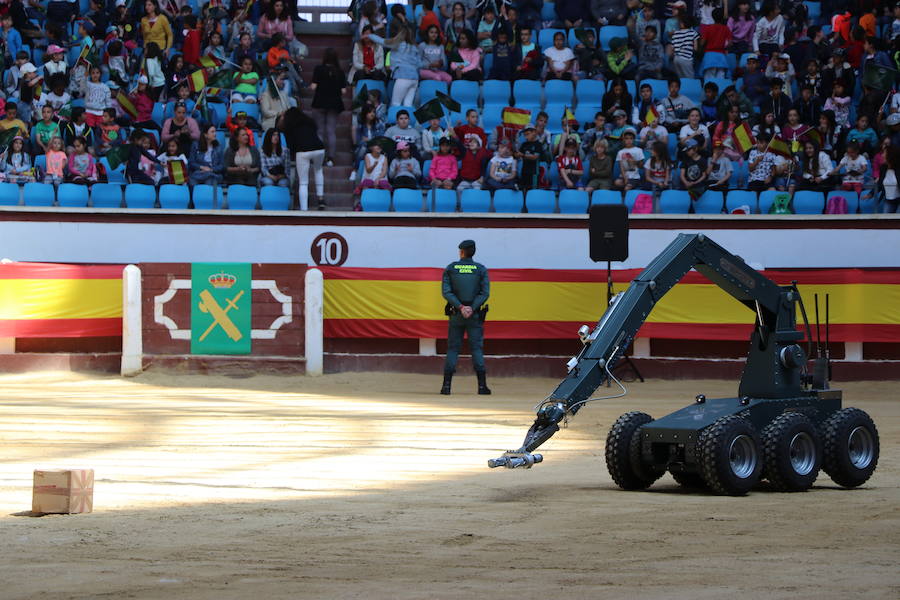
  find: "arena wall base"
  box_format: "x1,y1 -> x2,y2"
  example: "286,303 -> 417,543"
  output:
324,353 -> 900,382
141,354 -> 306,375
0,353 -> 121,373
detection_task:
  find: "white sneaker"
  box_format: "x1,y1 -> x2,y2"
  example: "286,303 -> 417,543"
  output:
348,171 -> 357,181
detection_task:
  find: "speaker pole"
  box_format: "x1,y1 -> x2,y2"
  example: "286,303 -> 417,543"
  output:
606,260 -> 613,305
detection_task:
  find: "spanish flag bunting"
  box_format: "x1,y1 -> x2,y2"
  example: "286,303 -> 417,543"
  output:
645,104 -> 660,125
116,90 -> 138,120
187,68 -> 209,93
768,135 -> 793,159
198,54 -> 224,70
731,122 -> 755,154
501,106 -> 531,129
167,160 -> 188,185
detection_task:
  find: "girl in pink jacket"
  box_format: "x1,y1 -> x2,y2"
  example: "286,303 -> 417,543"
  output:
66,136 -> 98,184
428,138 -> 458,189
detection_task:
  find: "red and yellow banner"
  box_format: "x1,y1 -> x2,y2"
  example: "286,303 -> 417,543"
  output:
321,267 -> 900,342
0,263 -> 123,337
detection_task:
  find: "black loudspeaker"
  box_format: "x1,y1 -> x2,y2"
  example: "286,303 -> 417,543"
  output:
589,204 -> 629,262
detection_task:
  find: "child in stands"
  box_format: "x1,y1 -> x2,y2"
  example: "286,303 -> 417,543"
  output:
44,136 -> 68,184
34,106 -> 61,155
747,134 -> 776,191
557,138 -> 584,190
830,142 -> 869,195
66,136 -> 99,184
484,139 -> 518,190
3,136 -> 35,183
388,141 -> 421,188
457,136 -> 491,192
429,137 -> 458,189
354,140 -> 390,194
614,130 -> 643,191
643,140 -> 671,196
516,124 -> 543,191
679,138 -> 708,200
707,140 -> 733,191
584,139 -> 613,194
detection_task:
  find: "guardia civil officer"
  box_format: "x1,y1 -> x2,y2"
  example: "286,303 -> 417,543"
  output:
441,239 -> 491,395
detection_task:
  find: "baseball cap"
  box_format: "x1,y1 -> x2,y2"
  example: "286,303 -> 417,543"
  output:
138,75 -> 149,84
683,138 -> 698,149
523,123 -> 535,131
115,0 -> 126,6
234,110 -> 248,118
612,109 -> 627,118
499,138 -> 511,147
47,44 -> 65,55
746,53 -> 759,61
396,140 -> 409,151
438,137 -> 451,145
778,53 -> 790,59
886,113 -> 900,126
458,240 -> 476,251
19,62 -> 36,74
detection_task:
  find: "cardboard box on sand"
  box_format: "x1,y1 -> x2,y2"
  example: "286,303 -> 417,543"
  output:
32,469 -> 94,515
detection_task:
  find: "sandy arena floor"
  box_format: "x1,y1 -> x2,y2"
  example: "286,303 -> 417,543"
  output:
0,371 -> 897,599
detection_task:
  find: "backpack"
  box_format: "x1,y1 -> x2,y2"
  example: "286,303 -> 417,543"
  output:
825,194 -> 849,214
632,193 -> 654,214
768,192 -> 793,214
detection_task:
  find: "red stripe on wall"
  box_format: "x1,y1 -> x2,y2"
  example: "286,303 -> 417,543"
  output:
0,263 -> 125,279
0,318 -> 123,338
323,319 -> 900,343
320,267 -> 900,285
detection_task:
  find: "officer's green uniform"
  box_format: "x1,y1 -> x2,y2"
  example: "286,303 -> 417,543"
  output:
441,240 -> 490,395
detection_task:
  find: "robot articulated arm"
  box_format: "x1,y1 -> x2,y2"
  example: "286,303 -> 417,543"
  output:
489,233 -> 807,469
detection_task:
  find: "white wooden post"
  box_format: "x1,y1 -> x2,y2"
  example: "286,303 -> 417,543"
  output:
120,264 -> 143,376
305,267 -> 324,376
419,338 -> 437,356
844,342 -> 863,362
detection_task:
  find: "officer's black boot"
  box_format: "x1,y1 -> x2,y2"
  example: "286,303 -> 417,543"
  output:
476,370 -> 491,395
440,371 -> 453,395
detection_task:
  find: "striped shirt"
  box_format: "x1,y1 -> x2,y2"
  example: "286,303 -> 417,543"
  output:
260,147 -> 289,178
671,28 -> 699,60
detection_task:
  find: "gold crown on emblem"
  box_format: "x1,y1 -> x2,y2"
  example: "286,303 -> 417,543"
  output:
208,272 -> 237,288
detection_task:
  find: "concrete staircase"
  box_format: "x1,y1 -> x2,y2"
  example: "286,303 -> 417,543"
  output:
298,30 -> 356,210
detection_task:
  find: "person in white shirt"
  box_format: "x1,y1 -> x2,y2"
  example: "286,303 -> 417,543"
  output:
543,31 -> 575,80
678,108 -> 710,157
793,140 -> 834,192
639,121 -> 668,148
614,130 -> 644,191
829,142 -> 869,195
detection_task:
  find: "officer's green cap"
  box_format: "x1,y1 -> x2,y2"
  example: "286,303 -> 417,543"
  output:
458,240 -> 476,250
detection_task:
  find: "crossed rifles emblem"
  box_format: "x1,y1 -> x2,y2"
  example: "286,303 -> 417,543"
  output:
198,289 -> 245,342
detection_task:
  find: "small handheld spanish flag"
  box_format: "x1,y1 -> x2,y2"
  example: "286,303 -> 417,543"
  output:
116,90 -> 138,120
767,135 -> 793,159
187,68 -> 209,93
197,54 -> 224,70
645,104 -> 660,125
166,160 -> 188,186
731,122 -> 756,154
501,106 -> 531,129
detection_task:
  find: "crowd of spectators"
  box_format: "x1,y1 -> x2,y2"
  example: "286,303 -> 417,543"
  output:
348,0 -> 900,213
0,0 -> 347,209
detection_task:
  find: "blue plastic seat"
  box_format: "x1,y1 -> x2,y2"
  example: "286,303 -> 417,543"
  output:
158,184 -> 190,209
558,189 -> 589,213
23,182 -> 55,206
151,102 -> 165,125
355,79 -> 386,98
430,188 -> 457,212
526,189 -> 556,213
56,183 -> 89,207
100,157 -> 126,183
418,80 -> 448,104
624,189 -> 648,212
590,190 -> 622,205
124,184 -> 156,208
806,1 -> 821,24
226,184 -> 258,210
544,79 -> 574,106
704,77 -> 734,96
576,80 -> 605,106
858,190 -> 878,213
543,103 -> 567,133
482,80 -> 511,106
598,26 -> 628,51
392,188 -> 423,212
0,182 -> 20,205
450,80 -> 480,107
192,184 -> 222,209
230,102 -> 260,123
693,190 -> 725,214
792,191 -> 825,214
699,52 -> 731,78
826,190 -> 858,214
680,78 -> 704,103
513,79 -> 543,108
387,105 -> 417,125
567,27 -> 597,48
493,189 -> 524,213
758,190 -> 787,214
658,190 -> 692,214
575,104 -> 602,126
90,184 -> 123,208
481,104 -> 504,131
642,78 -> 669,102
208,103 -> 227,127
259,186 -> 291,210
482,53 -> 493,76
34,155 -> 46,173
460,189 -> 491,212
726,190 -> 757,213
540,2 -> 557,22
360,188 -> 391,211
